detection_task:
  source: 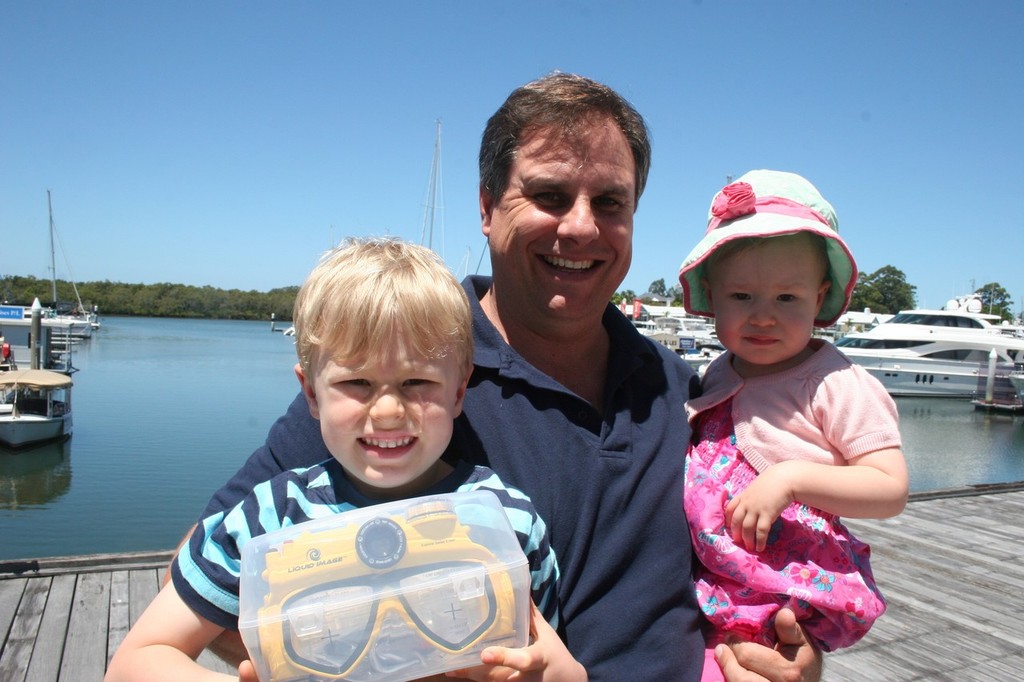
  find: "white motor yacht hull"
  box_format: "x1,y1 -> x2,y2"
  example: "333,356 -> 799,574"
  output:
835,305 -> 1024,399
852,358 -> 989,397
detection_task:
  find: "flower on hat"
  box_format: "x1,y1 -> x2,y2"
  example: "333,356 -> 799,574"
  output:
711,181 -> 756,223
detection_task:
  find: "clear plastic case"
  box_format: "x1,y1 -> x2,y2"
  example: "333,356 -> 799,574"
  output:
239,490 -> 531,681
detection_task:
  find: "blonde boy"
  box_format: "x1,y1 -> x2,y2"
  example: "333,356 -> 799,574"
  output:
106,238 -> 577,682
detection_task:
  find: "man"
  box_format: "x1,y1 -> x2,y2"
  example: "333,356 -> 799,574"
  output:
182,73 -> 821,681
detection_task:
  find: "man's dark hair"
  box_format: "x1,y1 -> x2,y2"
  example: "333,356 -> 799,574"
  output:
479,72 -> 651,208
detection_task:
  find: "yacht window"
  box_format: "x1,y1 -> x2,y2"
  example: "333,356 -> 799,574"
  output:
888,313 -> 984,329
835,338 -> 927,350
877,340 -> 927,349
952,317 -> 983,329
924,349 -> 978,361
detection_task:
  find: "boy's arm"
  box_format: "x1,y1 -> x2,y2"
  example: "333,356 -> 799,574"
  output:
725,449 -> 908,551
104,581 -> 235,682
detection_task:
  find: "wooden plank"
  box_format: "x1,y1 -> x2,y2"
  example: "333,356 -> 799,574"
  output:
827,492 -> 1024,680
0,577 -> 26,634
128,569 -> 158,627
25,574 -> 74,682
0,578 -> 26,647
0,551 -> 176,579
58,572 -> 109,682
106,571 -> 130,669
0,577 -> 37,682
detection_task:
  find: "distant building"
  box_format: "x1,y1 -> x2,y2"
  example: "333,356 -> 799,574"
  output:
835,309 -> 893,334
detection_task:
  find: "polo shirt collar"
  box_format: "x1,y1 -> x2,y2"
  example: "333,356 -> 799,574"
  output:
462,275 -> 655,391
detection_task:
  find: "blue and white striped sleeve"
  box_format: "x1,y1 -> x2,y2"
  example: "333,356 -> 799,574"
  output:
462,468 -> 561,628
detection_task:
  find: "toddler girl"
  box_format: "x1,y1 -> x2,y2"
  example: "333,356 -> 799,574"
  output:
678,170 -> 909,681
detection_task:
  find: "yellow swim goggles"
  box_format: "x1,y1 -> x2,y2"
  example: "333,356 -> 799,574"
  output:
242,493 -> 528,682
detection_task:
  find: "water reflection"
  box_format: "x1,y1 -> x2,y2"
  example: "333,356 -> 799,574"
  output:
895,398 -> 1024,492
0,437 -> 72,509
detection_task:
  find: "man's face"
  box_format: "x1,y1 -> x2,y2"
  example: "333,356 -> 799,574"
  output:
480,118 -> 636,325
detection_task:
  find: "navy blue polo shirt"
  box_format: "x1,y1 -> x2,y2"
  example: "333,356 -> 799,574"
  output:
201,275 -> 704,681
453,277 -> 703,680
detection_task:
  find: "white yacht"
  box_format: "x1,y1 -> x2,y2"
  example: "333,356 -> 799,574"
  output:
834,299 -> 1024,398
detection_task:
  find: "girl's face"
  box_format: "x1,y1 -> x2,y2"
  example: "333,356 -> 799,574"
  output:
705,236 -> 830,378
295,336 -> 469,499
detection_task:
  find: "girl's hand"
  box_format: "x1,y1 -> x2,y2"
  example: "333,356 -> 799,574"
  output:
724,463 -> 795,551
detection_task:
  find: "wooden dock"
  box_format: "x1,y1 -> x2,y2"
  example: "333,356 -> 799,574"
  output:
2,485 -> 1023,681
0,551 -> 233,681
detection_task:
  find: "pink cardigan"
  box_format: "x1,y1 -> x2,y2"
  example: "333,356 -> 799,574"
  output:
686,341 -> 902,473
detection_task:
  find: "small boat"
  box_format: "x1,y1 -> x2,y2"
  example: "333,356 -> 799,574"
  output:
0,302 -> 78,374
0,369 -> 73,447
41,304 -> 96,340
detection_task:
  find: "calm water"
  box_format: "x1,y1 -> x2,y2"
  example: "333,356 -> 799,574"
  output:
1,317 -> 1023,561
0,317 -> 299,561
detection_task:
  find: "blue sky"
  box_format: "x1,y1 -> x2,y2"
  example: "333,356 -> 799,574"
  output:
3,1 -> 1022,316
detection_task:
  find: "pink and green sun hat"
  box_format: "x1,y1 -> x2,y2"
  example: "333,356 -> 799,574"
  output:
678,169 -> 858,328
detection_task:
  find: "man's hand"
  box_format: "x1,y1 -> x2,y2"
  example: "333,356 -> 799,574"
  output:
716,608 -> 822,682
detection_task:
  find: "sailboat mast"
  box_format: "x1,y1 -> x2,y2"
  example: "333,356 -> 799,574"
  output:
47,189 -> 57,305
420,119 -> 443,251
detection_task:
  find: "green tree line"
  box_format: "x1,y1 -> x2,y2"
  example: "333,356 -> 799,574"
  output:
1,275 -> 299,321
615,266 -> 1021,324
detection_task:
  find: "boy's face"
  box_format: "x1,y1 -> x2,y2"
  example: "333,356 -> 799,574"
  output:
705,236 -> 829,379
295,337 -> 469,499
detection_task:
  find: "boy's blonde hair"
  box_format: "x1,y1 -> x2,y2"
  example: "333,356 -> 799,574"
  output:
293,237 -> 473,377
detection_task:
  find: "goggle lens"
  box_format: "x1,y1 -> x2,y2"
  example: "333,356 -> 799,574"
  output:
283,584 -> 376,673
399,564 -> 496,648
279,562 -> 498,676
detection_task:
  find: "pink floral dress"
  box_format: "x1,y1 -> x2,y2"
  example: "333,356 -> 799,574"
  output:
685,399 -> 885,652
